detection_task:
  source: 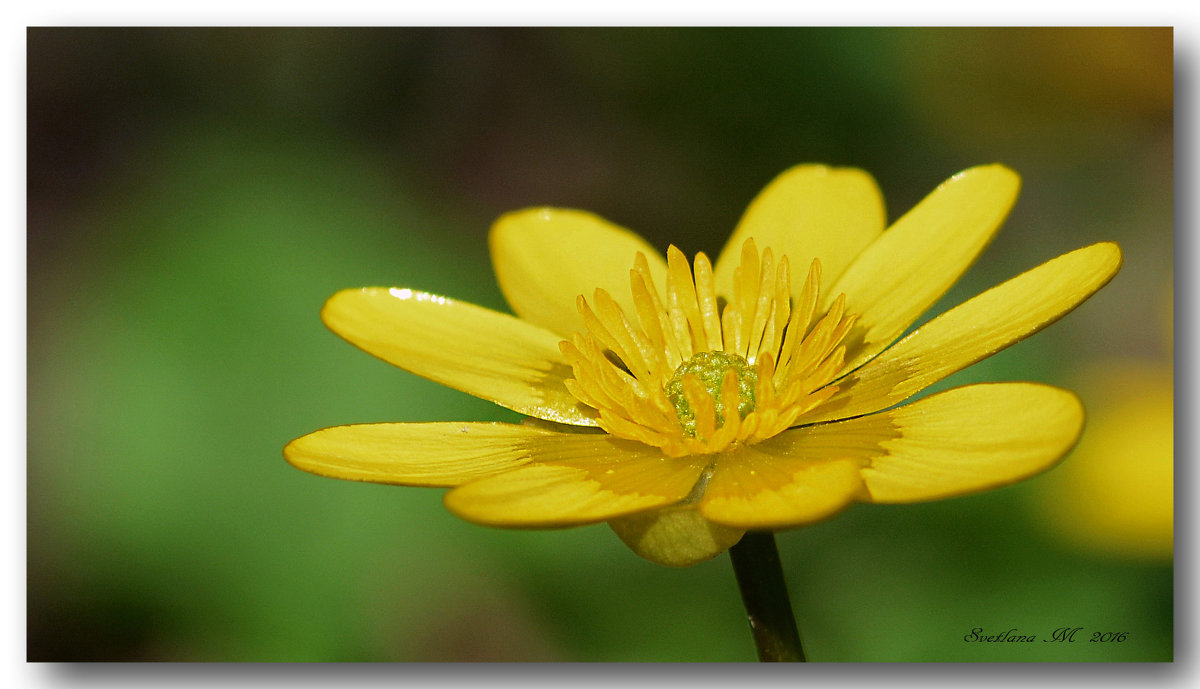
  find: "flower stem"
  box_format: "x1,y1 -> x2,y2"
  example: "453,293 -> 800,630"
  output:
728,531 -> 806,662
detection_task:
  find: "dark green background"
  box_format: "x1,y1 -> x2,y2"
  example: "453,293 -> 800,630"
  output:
27,27 -> 1173,661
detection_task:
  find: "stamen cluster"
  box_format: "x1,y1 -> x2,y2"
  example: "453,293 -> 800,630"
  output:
560,239 -> 858,457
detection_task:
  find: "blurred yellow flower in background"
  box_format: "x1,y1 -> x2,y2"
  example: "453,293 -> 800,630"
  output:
286,164 -> 1121,567
1033,292 -> 1173,561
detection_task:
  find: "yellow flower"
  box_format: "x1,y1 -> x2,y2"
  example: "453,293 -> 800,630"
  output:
1032,289 -> 1172,561
285,164 -> 1122,567
1034,361 -> 1173,561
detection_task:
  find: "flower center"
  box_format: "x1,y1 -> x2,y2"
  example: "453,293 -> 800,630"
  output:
559,238 -> 858,457
665,351 -> 757,437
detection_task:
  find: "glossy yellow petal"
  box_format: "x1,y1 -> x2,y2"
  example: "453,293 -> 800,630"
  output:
284,422 -> 551,486
830,164 -> 1021,372
490,208 -> 669,338
713,165 -> 885,299
322,287 -> 597,426
856,383 -> 1085,503
808,242 -> 1121,423
445,436 -> 706,527
608,508 -> 745,567
699,445 -> 865,529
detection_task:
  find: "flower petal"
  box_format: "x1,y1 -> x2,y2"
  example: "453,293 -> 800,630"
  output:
807,242 -> 1122,423
283,422 -> 550,486
445,435 -> 707,527
608,509 -> 745,567
854,383 -> 1085,503
829,164 -> 1021,372
713,164 -> 885,299
490,208 -> 669,338
322,287 -> 598,426
699,445 -> 865,529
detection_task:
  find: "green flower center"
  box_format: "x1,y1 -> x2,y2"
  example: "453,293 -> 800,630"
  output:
664,351 -> 758,437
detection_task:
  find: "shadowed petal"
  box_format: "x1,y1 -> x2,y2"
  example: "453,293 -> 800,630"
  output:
713,164 -> 885,300
445,435 -> 707,527
609,509 -> 745,568
699,446 -> 865,529
490,208 -> 669,338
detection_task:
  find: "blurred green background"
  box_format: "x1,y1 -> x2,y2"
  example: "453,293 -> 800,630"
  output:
27,27 -> 1173,661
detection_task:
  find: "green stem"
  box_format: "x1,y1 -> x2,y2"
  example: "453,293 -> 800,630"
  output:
728,531 -> 806,662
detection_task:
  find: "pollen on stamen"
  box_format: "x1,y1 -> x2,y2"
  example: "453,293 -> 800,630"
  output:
559,238 -> 858,457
